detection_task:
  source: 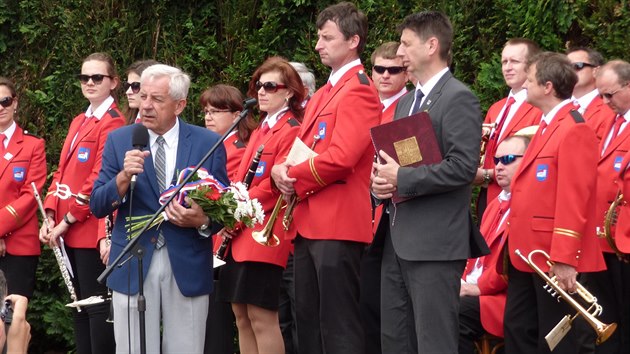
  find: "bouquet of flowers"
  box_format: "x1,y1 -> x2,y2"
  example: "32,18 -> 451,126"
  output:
126,167 -> 264,239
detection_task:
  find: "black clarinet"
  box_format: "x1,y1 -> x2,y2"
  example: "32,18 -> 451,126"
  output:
215,144 -> 264,260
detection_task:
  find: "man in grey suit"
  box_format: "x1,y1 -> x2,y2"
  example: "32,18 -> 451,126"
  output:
371,11 -> 485,353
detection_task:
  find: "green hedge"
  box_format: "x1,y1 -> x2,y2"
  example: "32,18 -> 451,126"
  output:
1,0 -> 628,352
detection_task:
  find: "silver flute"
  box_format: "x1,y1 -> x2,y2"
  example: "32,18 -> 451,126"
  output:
31,182 -> 81,311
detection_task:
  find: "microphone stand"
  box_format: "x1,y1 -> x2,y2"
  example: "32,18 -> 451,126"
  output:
97,100 -> 256,354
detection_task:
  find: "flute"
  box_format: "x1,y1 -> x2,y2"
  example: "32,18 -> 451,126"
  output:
215,145 -> 264,260
31,182 -> 81,311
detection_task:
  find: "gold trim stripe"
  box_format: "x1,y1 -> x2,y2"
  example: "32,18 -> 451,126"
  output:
309,158 -> 326,187
5,205 -> 23,226
46,191 -> 55,197
554,227 -> 581,239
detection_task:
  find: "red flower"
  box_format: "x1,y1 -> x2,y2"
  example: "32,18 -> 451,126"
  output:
205,186 -> 222,201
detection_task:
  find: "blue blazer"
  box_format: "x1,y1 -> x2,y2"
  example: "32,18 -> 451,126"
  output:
90,119 -> 228,296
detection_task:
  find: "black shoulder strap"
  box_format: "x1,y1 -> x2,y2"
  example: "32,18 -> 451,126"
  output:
357,71 -> 370,85
107,108 -> 120,118
287,118 -> 300,127
569,109 -> 585,123
234,139 -> 246,149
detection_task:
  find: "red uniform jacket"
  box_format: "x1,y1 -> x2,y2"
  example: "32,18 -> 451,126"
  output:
0,125 -> 47,255
584,95 -> 616,142
508,103 -> 605,272
224,133 -> 248,182
462,196 -> 508,337
482,98 -> 542,204
44,104 -> 126,248
372,96 -> 404,235
287,65 -> 381,243
227,113 -> 300,267
595,115 -> 630,253
613,152 -> 630,253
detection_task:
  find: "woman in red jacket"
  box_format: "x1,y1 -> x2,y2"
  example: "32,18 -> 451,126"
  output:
39,52 -> 125,354
217,56 -> 304,354
0,77 -> 47,298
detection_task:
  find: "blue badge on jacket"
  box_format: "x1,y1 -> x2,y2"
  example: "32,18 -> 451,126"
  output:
536,164 -> 548,181
614,156 -> 623,172
13,167 -> 25,182
256,161 -> 266,177
318,122 -> 326,140
78,147 -> 90,162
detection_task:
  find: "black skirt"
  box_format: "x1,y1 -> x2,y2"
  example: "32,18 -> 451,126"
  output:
215,251 -> 283,311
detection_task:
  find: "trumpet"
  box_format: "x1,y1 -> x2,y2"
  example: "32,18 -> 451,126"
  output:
479,123 -> 496,167
515,249 -> 617,350
251,196 -> 282,247
597,190 -> 629,262
31,182 -> 81,311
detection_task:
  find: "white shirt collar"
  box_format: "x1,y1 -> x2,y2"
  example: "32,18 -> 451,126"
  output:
382,88 -> 408,112
329,59 -> 362,87
541,99 -> 573,127
262,107 -> 289,129
149,118 -> 180,149
498,190 -> 511,202
571,89 -> 599,113
0,121 -> 17,146
510,89 -> 528,105
416,67 -> 449,99
85,96 -> 114,120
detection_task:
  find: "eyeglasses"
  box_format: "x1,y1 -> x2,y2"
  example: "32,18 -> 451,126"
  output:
0,96 -> 14,108
493,154 -> 523,166
77,74 -> 112,85
123,81 -> 141,93
255,81 -> 287,93
204,109 -> 232,116
600,84 -> 628,100
572,62 -> 596,71
373,65 -> 407,75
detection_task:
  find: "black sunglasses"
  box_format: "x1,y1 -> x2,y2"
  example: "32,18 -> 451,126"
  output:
600,84 -> 628,100
0,96 -> 14,108
123,81 -> 141,93
493,154 -> 523,166
255,81 -> 287,93
77,74 -> 112,85
373,65 -> 407,75
572,62 -> 596,71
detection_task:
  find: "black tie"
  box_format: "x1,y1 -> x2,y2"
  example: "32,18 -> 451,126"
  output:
411,89 -> 424,114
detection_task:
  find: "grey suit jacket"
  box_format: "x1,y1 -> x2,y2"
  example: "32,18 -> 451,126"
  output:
386,70 -> 488,261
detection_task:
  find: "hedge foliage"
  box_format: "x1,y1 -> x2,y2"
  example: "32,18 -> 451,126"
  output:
1,0 -> 628,352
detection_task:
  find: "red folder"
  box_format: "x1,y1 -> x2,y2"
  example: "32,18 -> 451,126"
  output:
370,112 -> 442,203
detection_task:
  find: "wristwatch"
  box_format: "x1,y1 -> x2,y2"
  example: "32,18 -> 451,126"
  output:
198,218 -> 210,232
482,169 -> 492,188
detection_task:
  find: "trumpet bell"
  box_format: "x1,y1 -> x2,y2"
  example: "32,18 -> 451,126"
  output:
597,322 -> 617,345
252,231 -> 280,247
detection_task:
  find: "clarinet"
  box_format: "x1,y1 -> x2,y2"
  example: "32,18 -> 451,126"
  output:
215,144 -> 264,260
31,182 -> 81,312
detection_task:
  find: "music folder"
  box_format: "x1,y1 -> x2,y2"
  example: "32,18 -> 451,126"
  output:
370,111 -> 442,203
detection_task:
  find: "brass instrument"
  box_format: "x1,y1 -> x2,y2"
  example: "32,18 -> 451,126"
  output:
31,182 -> 81,312
251,196 -> 282,247
479,123 -> 496,167
597,190 -> 629,262
515,249 -> 617,350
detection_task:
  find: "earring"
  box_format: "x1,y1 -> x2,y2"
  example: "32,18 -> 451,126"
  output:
284,97 -> 289,103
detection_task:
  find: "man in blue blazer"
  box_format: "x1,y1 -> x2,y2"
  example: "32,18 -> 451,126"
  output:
90,64 -> 227,354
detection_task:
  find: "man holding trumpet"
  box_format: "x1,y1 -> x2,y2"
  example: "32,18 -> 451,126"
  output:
505,52 -> 605,353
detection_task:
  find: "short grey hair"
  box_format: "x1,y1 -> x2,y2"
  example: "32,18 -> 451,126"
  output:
141,64 -> 191,100
290,62 -> 316,97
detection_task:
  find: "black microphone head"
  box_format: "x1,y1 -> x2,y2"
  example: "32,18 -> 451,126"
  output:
131,124 -> 149,149
243,98 -> 257,108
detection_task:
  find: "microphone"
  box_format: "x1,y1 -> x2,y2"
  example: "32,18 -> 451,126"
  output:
243,98 -> 257,109
130,124 -> 150,189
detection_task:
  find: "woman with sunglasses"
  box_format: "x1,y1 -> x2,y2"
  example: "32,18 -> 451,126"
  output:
39,52 -> 125,354
200,84 -> 257,181
122,59 -> 159,124
216,56 -> 304,354
0,77 -> 47,299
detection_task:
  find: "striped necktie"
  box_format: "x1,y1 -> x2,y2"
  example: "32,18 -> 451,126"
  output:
155,135 -> 166,249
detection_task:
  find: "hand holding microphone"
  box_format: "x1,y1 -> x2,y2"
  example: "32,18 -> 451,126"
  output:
124,124 -> 150,185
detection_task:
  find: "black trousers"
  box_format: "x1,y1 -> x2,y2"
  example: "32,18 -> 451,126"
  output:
66,246 -> 114,354
504,261 -> 592,354
459,295 -> 485,354
294,236 -> 364,354
279,253 -> 298,354
203,276 -> 235,354
359,218 -> 385,354
0,253 -> 38,298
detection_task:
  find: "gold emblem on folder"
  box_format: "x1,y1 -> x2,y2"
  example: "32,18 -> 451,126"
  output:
393,137 -> 423,166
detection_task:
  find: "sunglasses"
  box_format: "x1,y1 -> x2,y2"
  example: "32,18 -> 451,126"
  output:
0,96 -> 14,108
600,84 -> 628,100
255,81 -> 287,93
123,81 -> 141,94
77,74 -> 112,85
572,62 -> 595,71
373,65 -> 406,75
493,154 -> 523,166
